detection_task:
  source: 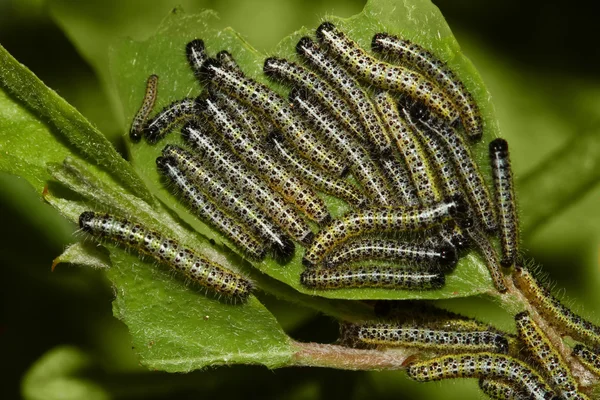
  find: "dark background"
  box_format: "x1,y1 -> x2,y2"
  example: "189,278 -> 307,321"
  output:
1,0 -> 599,399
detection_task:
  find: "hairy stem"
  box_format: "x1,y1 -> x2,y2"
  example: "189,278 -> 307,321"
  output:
493,276 -> 599,388
290,341 -> 416,370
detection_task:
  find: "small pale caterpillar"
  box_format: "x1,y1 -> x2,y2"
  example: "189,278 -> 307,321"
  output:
199,58 -> 347,176
267,132 -> 368,208
156,154 -> 266,260
78,211 -> 253,300
290,89 -> 394,206
143,97 -> 198,144
479,379 -> 530,400
295,36 -> 392,154
181,123 -> 314,245
466,227 -> 507,293
302,197 -> 470,267
162,145 -> 295,261
300,266 -> 445,290
323,238 -> 457,270
514,311 -> 584,399
419,118 -> 497,232
353,322 -> 509,353
489,138 -> 519,267
572,344 -> 600,376
407,353 -> 559,400
379,157 -> 421,206
263,57 -> 366,144
197,96 -> 332,225
513,267 -> 600,348
373,90 -> 442,205
371,33 -> 483,140
130,74 -> 158,142
315,22 -> 459,124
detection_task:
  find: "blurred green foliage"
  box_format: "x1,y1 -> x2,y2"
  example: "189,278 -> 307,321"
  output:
1,0 -> 599,399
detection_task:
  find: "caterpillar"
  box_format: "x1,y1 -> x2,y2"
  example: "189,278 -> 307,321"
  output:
197,96 -> 332,225
373,90 -> 442,205
143,97 -> 198,144
300,266 -> 444,290
323,238 -> 457,270
302,197 -> 470,267
479,379 -> 530,400
267,132 -> 368,208
263,56 -> 366,144
290,89 -> 394,206
437,220 -> 469,250
213,90 -> 266,140
338,322 -> 376,349
572,344 -> 600,376
156,154 -> 266,260
371,33 -> 483,140
406,353 -> 559,400
354,322 -> 509,353
404,109 -> 464,200
514,311 -> 583,399
513,267 -> 600,348
199,58 -> 346,176
315,22 -> 459,124
181,123 -> 314,245
130,74 -> 159,142
78,211 -> 253,300
295,36 -> 391,154
161,145 -> 295,261
373,301 -> 506,335
379,157 -> 421,207
419,118 -> 497,232
466,227 -> 507,293
186,39 -> 207,79
489,138 -> 519,267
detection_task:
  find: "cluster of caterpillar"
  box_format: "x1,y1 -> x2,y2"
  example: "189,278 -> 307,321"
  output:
121,23 -> 519,295
79,21 -> 600,398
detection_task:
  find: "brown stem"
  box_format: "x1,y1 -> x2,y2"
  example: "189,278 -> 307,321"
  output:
290,341 -> 416,370
495,276 -> 598,388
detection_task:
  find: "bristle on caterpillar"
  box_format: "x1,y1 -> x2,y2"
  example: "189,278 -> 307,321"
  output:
514,311 -> 584,399
78,211 -> 253,300
303,197 -> 470,267
407,352 -> 559,400
300,266 -> 445,290
371,33 -> 483,140
199,58 -> 347,176
315,22 -> 459,124
489,139 -> 519,267
181,122 -> 314,246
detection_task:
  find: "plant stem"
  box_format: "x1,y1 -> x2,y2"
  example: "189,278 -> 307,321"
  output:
290,341 -> 415,370
492,275 -> 599,387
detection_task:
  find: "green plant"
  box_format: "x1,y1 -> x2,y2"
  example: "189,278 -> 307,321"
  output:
2,0 -> 600,398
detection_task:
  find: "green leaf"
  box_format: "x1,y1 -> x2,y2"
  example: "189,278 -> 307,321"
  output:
22,346 -> 110,400
0,44 -> 152,202
44,159 -> 294,371
112,0 -> 498,301
52,242 -> 111,271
